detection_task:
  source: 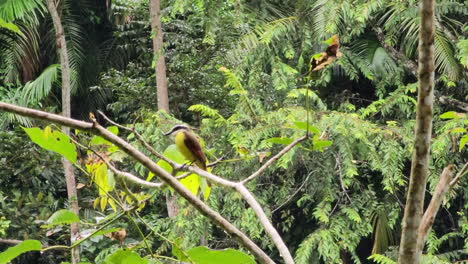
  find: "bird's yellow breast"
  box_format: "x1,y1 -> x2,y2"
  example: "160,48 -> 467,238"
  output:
174,131 -> 196,162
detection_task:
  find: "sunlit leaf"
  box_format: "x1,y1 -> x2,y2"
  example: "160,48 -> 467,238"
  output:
180,174 -> 200,196
292,121 -> 320,134
187,246 -> 255,264
0,17 -> 21,34
459,135 -> 468,152
23,126 -> 77,164
42,209 -> 79,228
0,240 -> 42,264
440,111 -> 465,119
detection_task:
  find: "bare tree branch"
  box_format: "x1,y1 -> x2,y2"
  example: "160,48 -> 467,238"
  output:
417,165 -> 456,252
0,102 -> 275,264
438,96 -> 468,112
0,103 -> 303,264
97,111 -> 167,161
241,135 -> 308,184
0,239 -> 23,245
450,162 -> 468,186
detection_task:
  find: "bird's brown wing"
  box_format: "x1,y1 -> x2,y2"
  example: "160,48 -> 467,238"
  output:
183,131 -> 207,170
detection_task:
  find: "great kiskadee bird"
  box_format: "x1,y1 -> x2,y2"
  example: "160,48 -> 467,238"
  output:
164,124 -> 207,170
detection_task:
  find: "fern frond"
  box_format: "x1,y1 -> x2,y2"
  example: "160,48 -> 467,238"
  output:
368,254 -> 397,264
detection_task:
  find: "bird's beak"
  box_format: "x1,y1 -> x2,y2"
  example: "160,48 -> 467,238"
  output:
163,130 -> 172,136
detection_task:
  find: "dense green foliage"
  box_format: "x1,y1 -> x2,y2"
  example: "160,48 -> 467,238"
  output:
0,0 -> 466,263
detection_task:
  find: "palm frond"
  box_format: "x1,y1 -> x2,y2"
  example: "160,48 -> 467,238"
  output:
434,30 -> 462,81
22,64 -> 60,104
0,0 -> 44,22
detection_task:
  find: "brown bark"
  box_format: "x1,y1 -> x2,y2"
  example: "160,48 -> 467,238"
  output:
0,102 -> 276,264
149,0 -> 176,218
398,0 -> 436,263
45,1 -> 80,263
416,165 -> 455,252
149,0 -> 169,112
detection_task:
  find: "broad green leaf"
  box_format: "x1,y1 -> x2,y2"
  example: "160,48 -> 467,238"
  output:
107,126 -> 119,135
102,249 -> 148,264
266,137 -> 293,145
180,174 -> 200,196
187,246 -> 256,264
292,121 -> 320,134
0,240 -> 42,264
23,126 -> 77,164
157,144 -> 186,174
43,209 -> 79,228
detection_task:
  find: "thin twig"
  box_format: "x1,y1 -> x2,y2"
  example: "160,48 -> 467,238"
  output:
449,162 -> 468,186
272,170 -> 313,214
241,135 -> 308,184
98,110 -> 167,161
334,153 -> 351,202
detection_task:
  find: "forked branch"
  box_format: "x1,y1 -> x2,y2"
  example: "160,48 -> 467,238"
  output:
0,102 -> 275,264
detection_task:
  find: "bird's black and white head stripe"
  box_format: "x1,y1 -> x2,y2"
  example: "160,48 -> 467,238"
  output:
164,124 -> 190,136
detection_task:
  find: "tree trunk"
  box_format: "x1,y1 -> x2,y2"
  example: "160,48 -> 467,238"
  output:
149,0 -> 169,112
149,0 -> 178,218
398,0 -> 436,263
46,1 -> 80,263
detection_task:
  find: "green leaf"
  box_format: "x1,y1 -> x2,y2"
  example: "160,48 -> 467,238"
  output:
187,246 -> 256,264
180,174 -> 200,196
342,208 -> 361,223
266,137 -> 293,145
0,240 -> 42,264
0,17 -> 20,34
23,126 -> 77,164
450,127 -> 467,134
313,139 -> 333,151
292,121 -> 320,134
23,64 -> 59,103
459,134 -> 468,152
102,249 -> 148,264
157,144 -> 186,174
89,126 -> 119,146
42,209 -> 79,228
172,238 -> 190,262
0,0 -> 44,22
440,111 -> 465,119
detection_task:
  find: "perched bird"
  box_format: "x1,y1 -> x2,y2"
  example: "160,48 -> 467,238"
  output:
164,124 -> 207,170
